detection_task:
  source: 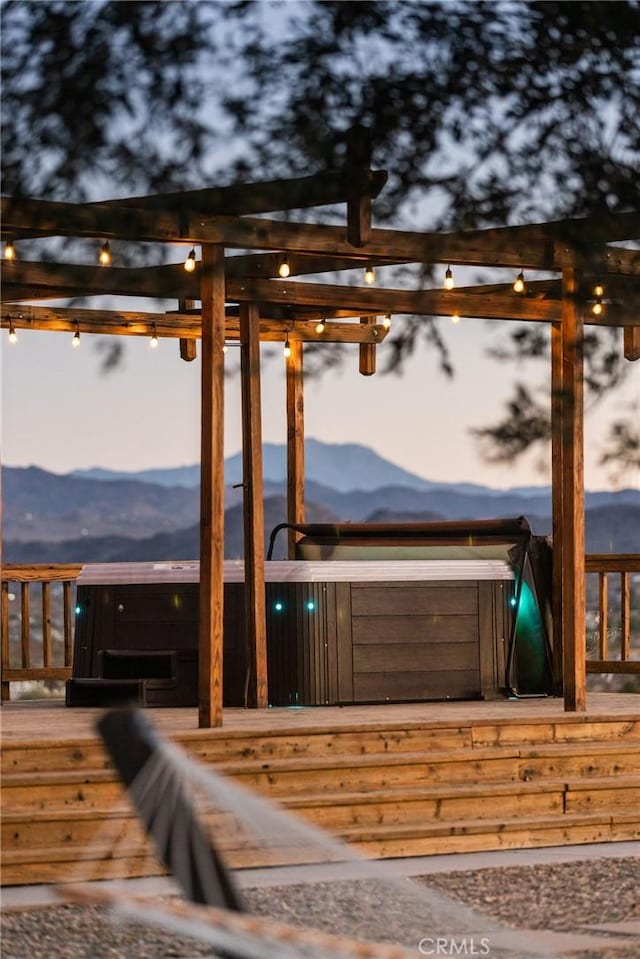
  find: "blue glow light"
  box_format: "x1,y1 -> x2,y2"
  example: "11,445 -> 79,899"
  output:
510,597 -> 518,607
74,605 -> 81,615
306,600 -> 316,612
273,601 -> 284,613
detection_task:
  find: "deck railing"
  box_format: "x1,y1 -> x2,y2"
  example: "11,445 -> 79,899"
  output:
585,554 -> 640,675
1,564 -> 83,701
1,555 -> 639,700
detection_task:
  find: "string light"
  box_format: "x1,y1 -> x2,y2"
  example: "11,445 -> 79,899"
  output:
278,255 -> 290,278
3,239 -> 16,261
593,283 -> 604,298
382,313 -> 392,329
315,318 -> 326,334
364,263 -> 375,285
592,299 -> 604,316
184,248 -> 197,273
283,335 -> 292,358
222,344 -> 228,354
444,266 -> 454,290
99,241 -> 112,266
149,323 -> 159,349
8,320 -> 18,344
513,270 -> 525,294
72,321 -> 81,348
451,313 -> 461,324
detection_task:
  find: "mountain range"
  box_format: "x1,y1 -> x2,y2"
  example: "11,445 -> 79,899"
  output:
3,439 -> 639,561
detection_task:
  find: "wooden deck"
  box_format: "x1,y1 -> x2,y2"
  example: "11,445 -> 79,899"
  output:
2,694 -> 639,886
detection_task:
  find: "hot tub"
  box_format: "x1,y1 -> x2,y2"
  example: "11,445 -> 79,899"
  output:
66,556 -> 521,707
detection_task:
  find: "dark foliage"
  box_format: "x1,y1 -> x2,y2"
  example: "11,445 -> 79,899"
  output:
2,0 -> 638,468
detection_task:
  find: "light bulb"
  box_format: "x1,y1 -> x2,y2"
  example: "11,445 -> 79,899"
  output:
8,321 -> 17,344
150,323 -> 159,348
444,266 -> 454,290
364,263 -> 375,285
382,314 -> 391,329
4,240 -> 16,261
99,241 -> 111,266
184,248 -> 197,272
513,270 -> 525,294
222,344 -> 228,354
593,284 -> 604,298
283,336 -> 292,358
278,255 -> 290,278
315,319 -> 326,334
72,322 -> 81,348
451,313 -> 461,324
592,299 -> 603,316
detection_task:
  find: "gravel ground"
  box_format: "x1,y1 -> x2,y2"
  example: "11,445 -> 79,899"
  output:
1,858 -> 638,959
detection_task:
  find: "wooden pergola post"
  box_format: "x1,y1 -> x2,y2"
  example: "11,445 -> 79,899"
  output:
240,302 -> 268,707
552,267 -> 586,711
198,244 -> 226,727
286,339 -> 305,559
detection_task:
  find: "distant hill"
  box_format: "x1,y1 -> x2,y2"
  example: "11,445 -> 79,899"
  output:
3,496 -> 339,564
4,457 -> 639,547
2,466 -> 201,542
5,500 -> 638,563
72,439 -> 555,496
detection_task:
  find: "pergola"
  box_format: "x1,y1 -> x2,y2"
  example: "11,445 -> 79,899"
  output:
2,169 -> 639,726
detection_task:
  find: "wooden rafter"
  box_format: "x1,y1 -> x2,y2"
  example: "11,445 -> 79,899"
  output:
96,169 -> 388,216
3,195 -> 638,271
0,304 -> 390,344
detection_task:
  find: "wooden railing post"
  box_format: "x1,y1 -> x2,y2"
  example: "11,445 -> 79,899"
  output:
1,565 -> 83,697
1,581 -> 10,701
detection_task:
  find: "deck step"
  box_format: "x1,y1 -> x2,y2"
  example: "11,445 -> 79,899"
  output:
3,710 -> 639,886
4,715 -> 640,776
3,743 -> 639,816
3,808 -> 639,886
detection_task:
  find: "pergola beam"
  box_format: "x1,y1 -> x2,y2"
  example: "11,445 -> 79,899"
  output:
96,168 -> 388,216
0,304 -> 390,344
3,195 -> 638,271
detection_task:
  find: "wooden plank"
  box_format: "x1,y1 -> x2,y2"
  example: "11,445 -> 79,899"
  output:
2,667 -> 73,682
353,644 -> 479,672
350,583 -> 478,616
352,616 -> 478,645
98,168 -> 388,216
286,338 -> 305,559
347,194 -> 372,247
239,302 -> 268,708
586,554 -> 640,574
41,582 -> 52,668
624,326 -> 640,360
2,564 -> 83,583
63,581 -> 74,668
20,583 -> 30,669
560,267 -> 586,711
178,298 -> 197,361
1,581 -> 10,702
353,671 -> 480,702
198,244 -> 226,728
1,303 -> 389,344
621,572 -> 631,660
586,661 -> 640,674
359,315 -> 377,376
4,195 -> 638,268
598,573 -> 608,660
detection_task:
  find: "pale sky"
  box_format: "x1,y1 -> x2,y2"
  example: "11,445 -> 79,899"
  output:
2,314 -> 638,492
